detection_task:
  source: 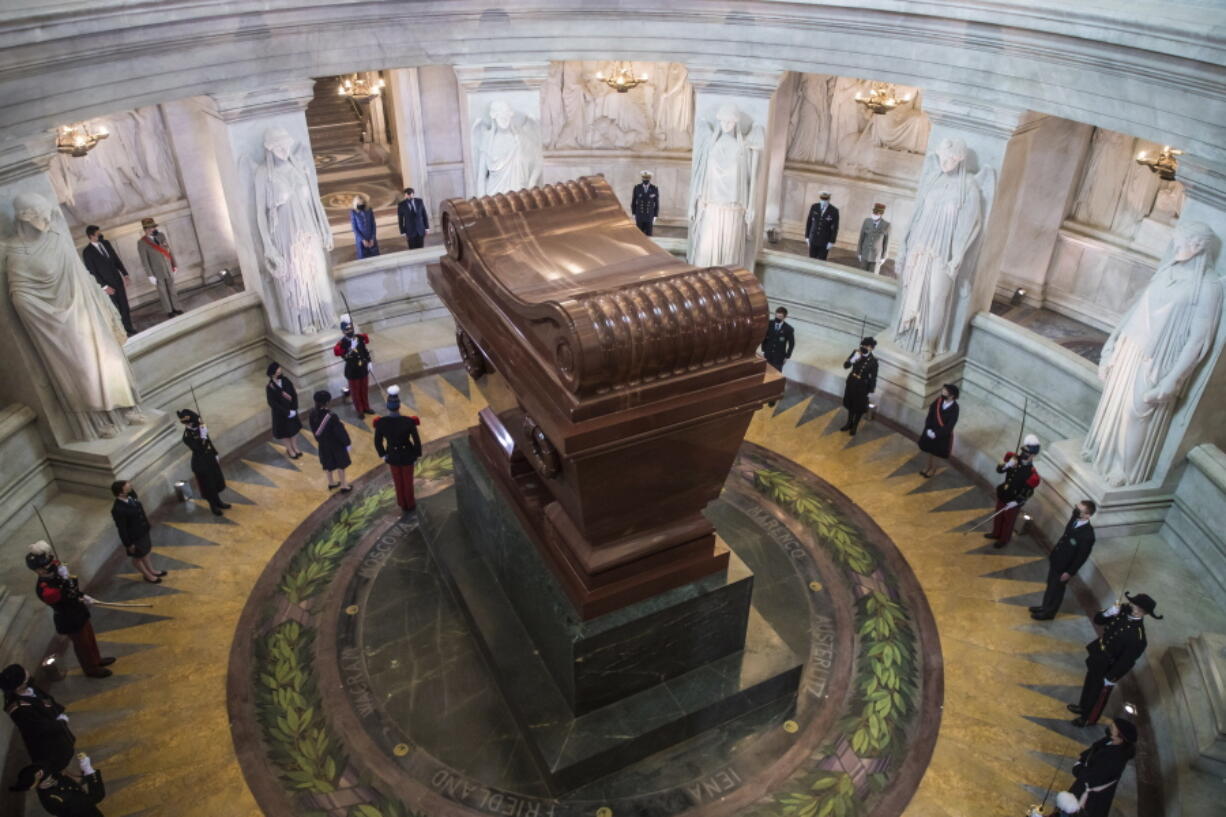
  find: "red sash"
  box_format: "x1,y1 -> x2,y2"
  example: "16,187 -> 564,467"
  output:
141,235 -> 176,269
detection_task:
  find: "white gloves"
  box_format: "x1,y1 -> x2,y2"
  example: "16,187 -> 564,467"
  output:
83,595 -> 96,605
925,429 -> 935,439
1103,678 -> 1117,687
57,714 -> 69,723
288,410 -> 297,418
147,276 -> 157,286
826,242 -> 834,250
1005,501 -> 1019,509
199,425 -> 209,440
56,564 -> 70,579
1104,604 -> 1121,617
78,753 -> 94,776
851,352 -> 862,362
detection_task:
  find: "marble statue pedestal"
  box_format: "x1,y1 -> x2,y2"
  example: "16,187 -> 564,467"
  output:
1162,632 -> 1226,776
266,328 -> 345,398
46,408 -> 178,498
418,437 -> 802,792
874,342 -> 966,432
1037,439 -> 1174,539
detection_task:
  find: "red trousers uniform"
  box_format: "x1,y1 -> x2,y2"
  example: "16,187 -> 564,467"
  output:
388,463 -> 415,511
990,499 -> 1023,545
68,621 -> 104,674
348,377 -> 371,414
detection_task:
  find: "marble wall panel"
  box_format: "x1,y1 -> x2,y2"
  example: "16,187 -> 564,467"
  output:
1044,229 -> 1158,331
1163,444 -> 1226,598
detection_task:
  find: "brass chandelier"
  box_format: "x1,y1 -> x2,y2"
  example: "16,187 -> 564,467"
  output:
853,83 -> 912,115
337,73 -> 385,101
56,122 -> 109,157
1135,145 -> 1182,181
595,65 -> 649,93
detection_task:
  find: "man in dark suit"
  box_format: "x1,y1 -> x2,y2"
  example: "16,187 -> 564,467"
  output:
1030,500 -> 1096,620
397,188 -> 430,249
631,170 -> 659,236
805,191 -> 839,260
761,306 -> 795,373
81,225 -> 135,335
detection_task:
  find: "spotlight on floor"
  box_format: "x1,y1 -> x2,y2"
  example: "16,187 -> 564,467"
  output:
41,652 -> 66,681
174,480 -> 194,502
1123,702 -> 1138,716
1010,287 -> 1027,306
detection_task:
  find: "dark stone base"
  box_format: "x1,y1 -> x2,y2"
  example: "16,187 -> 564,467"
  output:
453,435 -> 755,713
417,438 -> 802,793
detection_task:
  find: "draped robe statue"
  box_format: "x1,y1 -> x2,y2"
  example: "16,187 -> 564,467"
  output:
472,100 -> 543,197
688,104 -> 763,268
787,73 -> 832,164
3,193 -> 143,441
254,127 -> 337,334
891,137 -> 993,359
1081,222 -> 1223,486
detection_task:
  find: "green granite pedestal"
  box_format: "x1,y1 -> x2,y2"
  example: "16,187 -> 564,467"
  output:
415,438 -> 802,792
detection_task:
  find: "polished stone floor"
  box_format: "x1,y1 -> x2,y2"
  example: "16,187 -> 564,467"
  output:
23,372 -> 1147,817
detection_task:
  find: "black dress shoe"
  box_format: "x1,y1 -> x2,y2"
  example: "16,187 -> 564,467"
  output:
1030,612 -> 1054,621
99,657 -> 116,667
1071,717 -> 1089,728
1067,704 -> 1083,714
767,401 -> 777,407
211,507 -> 224,516
327,483 -> 339,490
839,423 -> 852,432
849,427 -> 858,436
154,570 -> 168,577
85,668 -> 113,679
983,533 -> 999,540
363,409 -> 377,415
143,576 -> 162,584
992,541 -> 1007,549
219,502 -> 232,509
1028,606 -> 1043,613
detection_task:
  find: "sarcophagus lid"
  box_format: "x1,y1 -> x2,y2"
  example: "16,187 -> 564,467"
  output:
430,176 -> 781,617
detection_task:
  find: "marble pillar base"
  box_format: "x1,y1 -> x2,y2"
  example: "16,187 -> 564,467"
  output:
1037,439 -> 1174,538
1161,632 -> 1226,776
266,328 -> 344,397
873,342 -> 966,432
46,408 -> 178,498
421,438 -> 801,792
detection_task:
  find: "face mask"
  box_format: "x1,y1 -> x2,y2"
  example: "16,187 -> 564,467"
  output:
859,346 -> 868,354
357,203 -> 366,210
1104,726 -> 1113,740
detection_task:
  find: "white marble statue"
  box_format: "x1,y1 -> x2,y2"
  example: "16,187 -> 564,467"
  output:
253,127 -> 337,334
473,100 -> 543,197
1070,127 -> 1134,231
787,72 -> 833,165
542,61 -> 691,151
48,106 -> 182,225
589,66 -> 653,148
688,104 -> 764,268
892,137 -> 994,359
542,61 -> 593,148
1081,222 -> 1223,486
3,193 -> 142,441
654,63 -> 694,150
828,77 -> 871,166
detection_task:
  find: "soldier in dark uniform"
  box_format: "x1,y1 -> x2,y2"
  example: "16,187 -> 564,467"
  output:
9,756 -> 106,817
839,337 -> 877,435
266,362 -> 303,459
26,542 -> 113,678
333,315 -> 375,417
631,171 -> 659,236
917,383 -> 960,475
804,191 -> 839,260
110,481 -> 165,583
373,385 -> 423,512
308,390 -> 353,492
1,663 -> 75,773
987,435 -> 1042,548
761,307 -> 795,373
177,410 -> 230,516
1058,717 -> 1137,817
1069,593 -> 1160,727
1030,500 -> 1097,620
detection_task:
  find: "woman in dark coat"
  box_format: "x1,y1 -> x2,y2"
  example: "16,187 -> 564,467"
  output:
177,409 -> 231,516
350,195 -> 380,259
110,480 -> 165,583
917,383 -> 959,478
266,362 -> 303,459
308,390 -> 353,491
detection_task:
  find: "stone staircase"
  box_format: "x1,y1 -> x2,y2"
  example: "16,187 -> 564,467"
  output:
306,77 -> 366,151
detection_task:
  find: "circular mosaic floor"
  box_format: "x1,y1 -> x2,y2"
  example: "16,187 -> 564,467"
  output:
229,436 -> 942,817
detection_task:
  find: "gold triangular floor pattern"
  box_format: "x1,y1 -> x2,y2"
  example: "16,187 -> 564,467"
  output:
36,375 -> 1122,817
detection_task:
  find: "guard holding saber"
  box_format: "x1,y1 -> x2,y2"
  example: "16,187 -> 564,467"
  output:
333,314 -> 374,417
1069,592 -> 1160,727
25,543 -> 114,679
986,434 -> 1042,548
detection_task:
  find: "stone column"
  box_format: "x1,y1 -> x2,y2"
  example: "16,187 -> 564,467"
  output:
685,67 -> 784,271
453,63 -> 549,198
161,97 -> 240,275
762,72 -> 799,245
1041,154 -> 1226,535
0,135 -> 175,495
874,94 -> 1030,423
205,80 -> 340,388
385,67 -> 430,194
